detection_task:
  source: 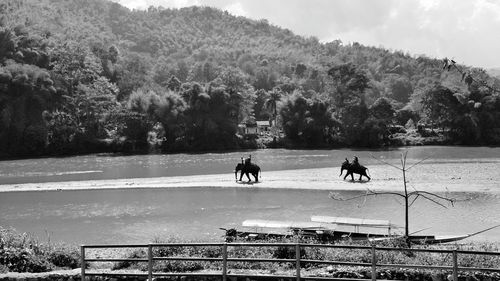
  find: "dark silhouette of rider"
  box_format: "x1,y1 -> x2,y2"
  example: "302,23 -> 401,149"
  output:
352,156 -> 360,167
243,155 -> 251,165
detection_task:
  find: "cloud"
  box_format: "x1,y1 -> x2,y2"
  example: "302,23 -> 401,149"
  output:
113,0 -> 500,68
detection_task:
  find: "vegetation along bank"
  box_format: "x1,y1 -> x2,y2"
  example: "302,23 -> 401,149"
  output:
1,0 -> 500,159
2,226 -> 500,280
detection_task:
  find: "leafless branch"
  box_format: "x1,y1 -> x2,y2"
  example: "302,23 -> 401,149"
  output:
329,188 -> 406,201
446,60 -> 500,94
406,156 -> 431,171
409,190 -> 456,206
365,188 -> 406,199
329,192 -> 368,201
409,194 -> 420,207
419,193 -> 450,208
369,153 -> 403,171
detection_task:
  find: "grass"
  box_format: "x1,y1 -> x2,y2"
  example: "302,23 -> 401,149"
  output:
106,236 -> 500,279
2,227 -> 500,280
0,226 -> 80,273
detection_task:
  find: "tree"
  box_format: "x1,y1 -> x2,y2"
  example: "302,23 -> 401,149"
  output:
264,88 -> 282,127
369,97 -> 395,121
327,62 -> 370,116
340,100 -> 369,146
0,63 -> 56,156
50,43 -> 120,140
395,105 -> 419,127
384,74 -> 413,104
128,88 -> 186,150
441,58 -> 500,144
279,91 -> 336,147
420,85 -> 461,131
180,81 -> 241,150
442,58 -> 500,94
280,92 -> 308,143
330,151 -> 456,246
115,53 -> 152,101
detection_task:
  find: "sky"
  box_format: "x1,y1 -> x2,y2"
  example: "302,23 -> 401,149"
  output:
113,0 -> 500,69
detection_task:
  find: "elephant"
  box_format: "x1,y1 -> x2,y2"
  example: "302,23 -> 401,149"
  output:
340,158 -> 371,181
235,162 -> 261,182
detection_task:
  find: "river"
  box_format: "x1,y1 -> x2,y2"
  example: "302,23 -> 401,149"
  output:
0,146 -> 499,244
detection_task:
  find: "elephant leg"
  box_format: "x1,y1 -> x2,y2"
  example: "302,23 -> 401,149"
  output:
246,172 -> 251,182
343,173 -> 348,180
239,171 -> 244,181
350,173 -> 355,181
253,173 -> 258,182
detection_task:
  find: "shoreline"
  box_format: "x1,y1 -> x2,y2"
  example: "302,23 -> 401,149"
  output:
1,164 -> 498,193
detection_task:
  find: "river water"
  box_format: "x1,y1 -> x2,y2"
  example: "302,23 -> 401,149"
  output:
0,146 -> 500,244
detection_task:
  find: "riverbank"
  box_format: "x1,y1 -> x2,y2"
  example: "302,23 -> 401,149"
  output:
1,160 -> 499,193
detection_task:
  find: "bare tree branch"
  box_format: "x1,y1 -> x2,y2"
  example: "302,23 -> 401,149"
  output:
365,188 -> 407,199
369,153 -> 403,171
335,150 -> 458,245
419,193 -> 450,208
409,194 -> 420,207
445,59 -> 500,94
406,156 -> 431,171
409,190 -> 456,206
329,188 -> 407,201
329,192 -> 368,201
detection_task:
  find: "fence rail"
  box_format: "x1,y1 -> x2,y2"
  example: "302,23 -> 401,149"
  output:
81,242 -> 500,281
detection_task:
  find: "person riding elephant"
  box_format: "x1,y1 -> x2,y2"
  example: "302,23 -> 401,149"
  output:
352,156 -> 360,167
244,155 -> 251,165
340,158 -> 370,181
235,156 -> 260,182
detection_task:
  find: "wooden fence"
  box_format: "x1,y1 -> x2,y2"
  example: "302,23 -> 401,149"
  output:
81,242 -> 500,281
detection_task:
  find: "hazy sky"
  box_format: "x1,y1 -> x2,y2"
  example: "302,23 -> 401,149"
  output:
114,0 -> 500,68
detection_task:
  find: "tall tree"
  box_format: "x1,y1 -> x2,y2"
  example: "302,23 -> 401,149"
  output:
264,88 -> 282,127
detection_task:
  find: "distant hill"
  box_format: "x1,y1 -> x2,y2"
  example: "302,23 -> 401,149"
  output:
0,0 -> 466,103
1,0 -> 500,158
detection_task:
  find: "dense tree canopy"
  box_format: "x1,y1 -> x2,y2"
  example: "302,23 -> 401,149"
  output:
1,0 -> 499,158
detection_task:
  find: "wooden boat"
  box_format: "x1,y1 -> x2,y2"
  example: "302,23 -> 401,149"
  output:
313,215 -> 500,244
224,217 -> 396,242
311,215 -> 398,235
370,224 -> 500,245
224,216 -> 500,245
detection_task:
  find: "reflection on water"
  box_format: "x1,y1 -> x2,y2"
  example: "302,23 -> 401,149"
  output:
1,188 -> 499,244
1,146 -> 500,184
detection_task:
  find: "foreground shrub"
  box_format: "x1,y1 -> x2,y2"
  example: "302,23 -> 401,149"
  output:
0,226 -> 80,272
0,247 -> 52,272
47,249 -> 80,269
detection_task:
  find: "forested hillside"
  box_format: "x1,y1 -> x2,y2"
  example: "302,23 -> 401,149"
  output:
1,0 -> 499,158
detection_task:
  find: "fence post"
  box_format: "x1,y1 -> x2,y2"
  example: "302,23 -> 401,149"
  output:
295,242 -> 301,281
222,243 -> 228,281
371,244 -> 377,281
80,245 -> 85,281
148,244 -> 153,281
452,250 -> 458,281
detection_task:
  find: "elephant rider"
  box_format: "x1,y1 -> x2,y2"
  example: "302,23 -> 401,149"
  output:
241,155 -> 251,166
352,156 -> 360,168
244,155 -> 252,165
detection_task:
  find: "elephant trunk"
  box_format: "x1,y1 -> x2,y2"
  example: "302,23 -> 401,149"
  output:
339,168 -> 344,177
234,170 -> 238,180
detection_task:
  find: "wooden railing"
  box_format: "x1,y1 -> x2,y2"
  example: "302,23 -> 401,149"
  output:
81,242 -> 500,281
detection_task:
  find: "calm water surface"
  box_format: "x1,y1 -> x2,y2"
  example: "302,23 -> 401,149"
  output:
1,146 -> 500,244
